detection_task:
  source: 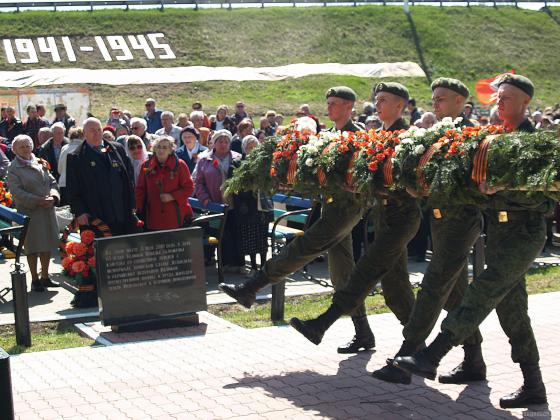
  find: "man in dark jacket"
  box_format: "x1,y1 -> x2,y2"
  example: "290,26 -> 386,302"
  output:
66,117 -> 137,236
37,122 -> 69,182
52,104 -> 76,136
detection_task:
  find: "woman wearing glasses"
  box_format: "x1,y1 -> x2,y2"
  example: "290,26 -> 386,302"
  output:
125,134 -> 150,185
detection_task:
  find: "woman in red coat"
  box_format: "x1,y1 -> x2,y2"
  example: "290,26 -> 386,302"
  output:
135,136 -> 194,231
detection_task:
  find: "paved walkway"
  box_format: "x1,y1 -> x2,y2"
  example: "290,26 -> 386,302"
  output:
10,291 -> 559,419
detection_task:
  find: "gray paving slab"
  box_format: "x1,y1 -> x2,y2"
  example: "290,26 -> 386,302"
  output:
10,291 -> 560,419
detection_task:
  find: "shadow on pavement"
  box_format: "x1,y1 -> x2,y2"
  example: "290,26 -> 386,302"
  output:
224,352 -> 522,419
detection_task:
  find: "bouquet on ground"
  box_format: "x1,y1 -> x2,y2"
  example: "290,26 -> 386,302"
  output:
0,180 -> 13,207
61,229 -> 96,281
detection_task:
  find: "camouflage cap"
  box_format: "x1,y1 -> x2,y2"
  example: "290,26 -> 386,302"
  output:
431,77 -> 470,98
496,73 -> 534,98
373,82 -> 410,101
326,86 -> 357,102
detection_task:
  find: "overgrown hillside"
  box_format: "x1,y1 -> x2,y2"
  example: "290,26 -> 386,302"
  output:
0,6 -> 558,118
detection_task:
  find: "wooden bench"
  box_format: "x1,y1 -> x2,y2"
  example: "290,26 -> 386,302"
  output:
188,197 -> 227,283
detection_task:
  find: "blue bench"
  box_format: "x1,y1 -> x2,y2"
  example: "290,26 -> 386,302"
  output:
269,193 -> 314,254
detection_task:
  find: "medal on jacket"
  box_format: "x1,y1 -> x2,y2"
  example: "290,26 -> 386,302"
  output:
90,161 -> 96,167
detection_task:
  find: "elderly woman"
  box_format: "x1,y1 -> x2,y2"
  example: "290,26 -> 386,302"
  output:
58,126 -> 84,206
176,127 -> 208,174
7,135 -> 60,292
189,111 -> 210,146
210,105 -> 235,133
135,136 -> 194,231
193,129 -> 244,271
234,134 -> 273,274
125,134 -> 150,185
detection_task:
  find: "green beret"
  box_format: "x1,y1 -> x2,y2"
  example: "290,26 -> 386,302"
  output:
373,82 -> 410,101
496,73 -> 534,98
326,86 -> 357,102
431,77 -> 470,98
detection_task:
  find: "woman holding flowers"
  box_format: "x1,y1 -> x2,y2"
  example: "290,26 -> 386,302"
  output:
135,136 -> 194,231
7,134 -> 61,292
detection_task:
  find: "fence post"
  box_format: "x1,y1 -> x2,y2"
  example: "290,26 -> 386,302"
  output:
0,348 -> 15,420
271,282 -> 285,322
11,262 -> 31,347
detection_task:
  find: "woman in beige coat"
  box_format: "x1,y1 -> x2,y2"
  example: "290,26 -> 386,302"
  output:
7,135 -> 61,292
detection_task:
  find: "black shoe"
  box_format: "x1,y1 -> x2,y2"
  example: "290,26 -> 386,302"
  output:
438,362 -> 487,384
337,315 -> 375,354
439,344 -> 486,384
393,332 -> 453,381
41,277 -> 61,288
219,270 -> 269,309
499,386 -> 548,409
31,281 -> 46,292
500,362 -> 547,409
290,304 -> 344,346
372,363 -> 411,384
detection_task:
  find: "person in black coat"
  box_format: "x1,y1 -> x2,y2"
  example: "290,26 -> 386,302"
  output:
66,118 -> 137,236
36,122 -> 70,182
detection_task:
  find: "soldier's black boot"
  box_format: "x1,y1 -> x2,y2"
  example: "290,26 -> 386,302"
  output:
438,344 -> 487,384
393,332 -> 453,380
372,341 -> 425,385
218,270 -> 269,309
290,304 -> 344,345
337,315 -> 375,354
500,362 -> 547,409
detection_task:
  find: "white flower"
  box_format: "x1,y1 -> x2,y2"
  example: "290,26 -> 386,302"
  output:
306,145 -> 318,154
454,116 -> 464,126
401,138 -> 414,145
398,132 -> 410,140
394,145 -> 403,155
414,145 -> 425,155
408,126 -> 418,133
307,135 -> 318,144
441,117 -> 453,125
305,158 -> 314,167
413,128 -> 427,139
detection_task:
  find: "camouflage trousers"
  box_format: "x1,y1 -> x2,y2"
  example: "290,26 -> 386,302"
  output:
263,197 -> 366,317
442,210 -> 545,364
403,205 -> 483,346
332,196 -> 420,325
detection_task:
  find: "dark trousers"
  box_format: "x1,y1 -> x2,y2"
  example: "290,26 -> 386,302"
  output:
442,210 -> 545,364
402,205 -> 483,346
332,197 -> 420,325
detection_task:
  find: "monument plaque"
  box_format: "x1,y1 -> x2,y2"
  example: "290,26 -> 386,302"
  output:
94,227 -> 206,327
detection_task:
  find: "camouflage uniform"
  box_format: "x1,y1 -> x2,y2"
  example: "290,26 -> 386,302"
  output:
263,119 -> 367,317
442,118 -> 547,365
332,117 -> 420,325
402,115 -> 483,346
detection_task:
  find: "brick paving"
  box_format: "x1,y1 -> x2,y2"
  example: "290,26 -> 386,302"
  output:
10,291 -> 559,419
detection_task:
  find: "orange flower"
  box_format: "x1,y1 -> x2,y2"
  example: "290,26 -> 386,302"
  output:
72,242 -> 88,257
71,260 -> 87,273
80,230 -> 95,246
65,242 -> 75,254
61,256 -> 75,270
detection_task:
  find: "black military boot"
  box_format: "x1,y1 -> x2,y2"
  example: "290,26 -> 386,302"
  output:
393,332 -> 453,380
337,315 -> 375,354
500,363 -> 547,409
438,344 -> 487,384
290,304 -> 344,345
372,340 -> 425,385
218,270 -> 269,309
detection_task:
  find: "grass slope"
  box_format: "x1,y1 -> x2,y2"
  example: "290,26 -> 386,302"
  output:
0,6 -> 559,116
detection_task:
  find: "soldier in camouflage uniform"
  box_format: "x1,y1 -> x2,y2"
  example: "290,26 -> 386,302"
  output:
373,78 -> 487,385
290,83 -> 420,350
394,74 -> 549,409
220,86 -> 376,354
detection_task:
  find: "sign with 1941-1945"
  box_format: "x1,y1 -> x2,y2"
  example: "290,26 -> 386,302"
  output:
1,33 -> 176,64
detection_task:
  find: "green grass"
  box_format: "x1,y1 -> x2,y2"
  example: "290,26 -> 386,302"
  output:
208,265 -> 560,328
0,320 -> 95,355
1,6 -> 559,114
0,265 -> 559,353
